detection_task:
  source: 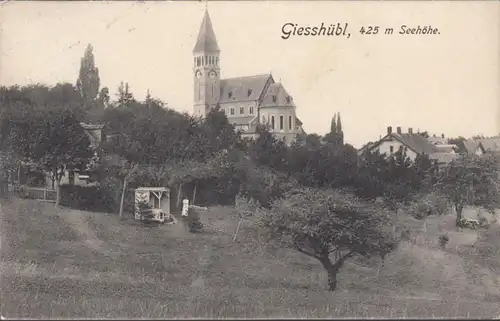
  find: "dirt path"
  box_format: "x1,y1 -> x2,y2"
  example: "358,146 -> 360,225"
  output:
57,208 -> 105,253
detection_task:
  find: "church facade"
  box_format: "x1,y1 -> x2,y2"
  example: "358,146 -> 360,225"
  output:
192,10 -> 304,145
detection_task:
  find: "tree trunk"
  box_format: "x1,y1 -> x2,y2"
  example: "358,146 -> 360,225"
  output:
319,256 -> 339,291
55,178 -> 61,207
455,203 -> 464,231
176,183 -> 183,208
119,176 -> 128,219
192,181 -> 198,205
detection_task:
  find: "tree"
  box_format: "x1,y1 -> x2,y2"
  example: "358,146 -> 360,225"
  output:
434,154 -> 499,229
116,82 -> 135,107
76,44 -> 100,109
248,125 -> 289,173
258,188 -> 397,291
6,106 -> 93,206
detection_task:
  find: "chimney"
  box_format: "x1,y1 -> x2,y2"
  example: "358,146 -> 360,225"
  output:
408,128 -> 413,134
397,126 -> 402,134
387,126 -> 392,135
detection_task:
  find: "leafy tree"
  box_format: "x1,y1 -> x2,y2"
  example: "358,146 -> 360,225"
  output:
98,87 -> 110,108
258,188 -> 398,291
116,82 -> 135,107
434,154 -> 499,229
76,44 -> 100,109
248,125 -> 289,173
6,105 -> 93,206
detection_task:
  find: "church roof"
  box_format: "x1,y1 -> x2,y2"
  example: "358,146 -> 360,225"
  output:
193,10 -> 220,53
219,74 -> 274,103
260,82 -> 295,108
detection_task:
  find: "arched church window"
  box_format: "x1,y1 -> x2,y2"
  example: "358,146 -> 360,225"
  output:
240,106 -> 244,114
230,108 -> 235,115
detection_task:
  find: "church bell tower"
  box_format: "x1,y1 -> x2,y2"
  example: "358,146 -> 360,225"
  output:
193,9 -> 221,118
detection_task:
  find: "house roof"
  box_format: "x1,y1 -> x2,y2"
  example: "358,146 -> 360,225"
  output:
429,152 -> 458,165
390,133 -> 437,155
219,74 -> 273,103
260,83 -> 295,108
463,139 -> 481,154
433,144 -> 457,153
193,10 -> 220,53
477,137 -> 500,152
462,138 -> 500,154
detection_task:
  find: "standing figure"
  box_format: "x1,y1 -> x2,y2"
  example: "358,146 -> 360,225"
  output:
182,197 -> 189,217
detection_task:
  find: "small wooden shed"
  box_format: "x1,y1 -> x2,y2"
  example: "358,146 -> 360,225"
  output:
134,187 -> 171,223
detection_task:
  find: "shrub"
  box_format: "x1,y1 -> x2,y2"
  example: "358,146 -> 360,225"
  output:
439,234 -> 449,249
60,185 -> 115,213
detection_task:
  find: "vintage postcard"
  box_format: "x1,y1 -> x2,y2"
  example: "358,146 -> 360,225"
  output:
1,0 -> 499,319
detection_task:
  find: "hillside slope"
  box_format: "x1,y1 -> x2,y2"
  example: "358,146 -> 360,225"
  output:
1,198 -> 499,318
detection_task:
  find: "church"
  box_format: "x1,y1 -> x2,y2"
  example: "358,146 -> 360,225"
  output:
192,10 -> 305,146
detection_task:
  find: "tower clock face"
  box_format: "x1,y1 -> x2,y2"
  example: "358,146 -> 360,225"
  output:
209,71 -> 217,78
195,70 -> 202,78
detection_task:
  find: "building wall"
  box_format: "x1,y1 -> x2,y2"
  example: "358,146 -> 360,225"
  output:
220,101 -> 259,118
373,139 -> 418,161
259,106 -> 298,146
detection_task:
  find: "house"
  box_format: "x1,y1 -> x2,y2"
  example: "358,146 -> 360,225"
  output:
463,137 -> 500,157
191,10 -> 305,145
51,122 -> 104,187
360,126 -> 458,168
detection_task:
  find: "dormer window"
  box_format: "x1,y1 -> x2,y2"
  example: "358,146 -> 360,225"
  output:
272,95 -> 277,103
248,89 -> 252,96
228,92 -> 233,99
286,96 -> 291,103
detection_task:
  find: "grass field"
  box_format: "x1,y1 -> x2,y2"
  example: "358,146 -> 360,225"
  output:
1,197 -> 499,319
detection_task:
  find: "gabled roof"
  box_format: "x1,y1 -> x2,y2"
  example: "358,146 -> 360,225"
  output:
193,10 -> 220,53
260,83 -> 295,108
219,74 -> 273,103
477,137 -> 500,152
370,132 -> 437,156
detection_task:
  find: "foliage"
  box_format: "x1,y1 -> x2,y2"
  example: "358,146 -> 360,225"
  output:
59,185 -> 116,213
257,188 -> 398,291
434,154 -> 499,228
76,44 -> 100,108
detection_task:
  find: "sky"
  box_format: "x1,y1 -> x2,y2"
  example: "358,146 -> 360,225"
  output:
1,1 -> 499,148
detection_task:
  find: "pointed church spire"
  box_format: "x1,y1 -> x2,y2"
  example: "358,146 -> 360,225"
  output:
330,115 -> 337,134
193,9 -> 220,53
336,112 -> 342,133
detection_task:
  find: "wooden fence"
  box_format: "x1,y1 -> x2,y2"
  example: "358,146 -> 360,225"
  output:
16,186 -> 57,203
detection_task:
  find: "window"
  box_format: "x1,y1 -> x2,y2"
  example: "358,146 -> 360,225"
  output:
248,89 -> 252,96
389,145 -> 394,153
280,115 -> 284,130
194,57 -> 196,66
286,96 -> 291,103
230,108 -> 235,115
228,92 -> 233,99
216,57 -> 219,65
271,116 -> 275,130
240,106 -> 244,114
197,57 -> 201,67
272,95 -> 277,103
289,116 -> 292,130
249,106 -> 254,115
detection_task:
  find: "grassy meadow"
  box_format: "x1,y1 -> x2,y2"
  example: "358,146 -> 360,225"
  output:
1,197 -> 499,319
